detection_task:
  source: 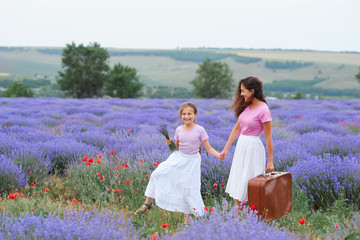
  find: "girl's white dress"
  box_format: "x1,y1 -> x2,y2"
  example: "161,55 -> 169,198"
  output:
145,151 -> 205,216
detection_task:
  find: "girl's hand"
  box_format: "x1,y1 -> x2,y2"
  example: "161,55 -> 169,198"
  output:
219,149 -> 227,161
166,138 -> 172,146
266,161 -> 274,173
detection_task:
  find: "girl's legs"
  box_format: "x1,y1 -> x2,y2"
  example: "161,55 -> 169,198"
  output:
135,197 -> 153,214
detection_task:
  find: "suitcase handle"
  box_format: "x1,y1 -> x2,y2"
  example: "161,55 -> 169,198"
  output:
266,171 -> 280,176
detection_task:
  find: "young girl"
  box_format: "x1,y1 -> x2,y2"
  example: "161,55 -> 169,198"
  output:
220,77 -> 274,208
135,102 -> 221,219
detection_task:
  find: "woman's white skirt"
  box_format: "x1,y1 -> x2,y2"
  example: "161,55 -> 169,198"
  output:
225,134 -> 266,201
145,151 -> 205,216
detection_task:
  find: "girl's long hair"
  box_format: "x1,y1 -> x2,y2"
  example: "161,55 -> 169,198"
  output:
232,77 -> 267,118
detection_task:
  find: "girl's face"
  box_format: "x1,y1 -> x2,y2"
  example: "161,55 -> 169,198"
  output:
181,106 -> 197,125
240,84 -> 254,102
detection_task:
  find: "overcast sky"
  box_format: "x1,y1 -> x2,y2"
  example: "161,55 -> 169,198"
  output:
1,0 -> 359,52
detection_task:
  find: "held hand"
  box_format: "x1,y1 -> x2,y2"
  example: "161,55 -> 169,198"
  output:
219,149 -> 228,161
166,138 -> 172,146
266,161 -> 274,173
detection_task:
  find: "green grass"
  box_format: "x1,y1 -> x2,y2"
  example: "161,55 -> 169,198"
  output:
1,155 -> 359,239
1,48 -> 359,90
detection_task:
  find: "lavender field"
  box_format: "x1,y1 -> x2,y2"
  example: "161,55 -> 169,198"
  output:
0,98 -> 359,239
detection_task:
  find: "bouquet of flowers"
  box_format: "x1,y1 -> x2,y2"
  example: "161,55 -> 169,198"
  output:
159,123 -> 177,151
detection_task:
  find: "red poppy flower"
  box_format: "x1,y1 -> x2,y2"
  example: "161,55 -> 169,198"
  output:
296,118 -> 299,120
97,160 -> 101,163
213,184 -> 218,188
28,171 -> 31,175
98,154 -> 102,159
30,182 -> 35,187
145,174 -> 149,177
125,180 -> 130,184
250,205 -> 256,211
124,164 -> 128,168
220,183 -> 224,187
140,163 -> 143,166
72,198 -> 78,203
14,192 -> 19,197
156,161 -> 159,165
139,159 -> 143,162
153,162 -> 157,166
128,129 -> 131,133
8,194 -> 14,199
120,165 -> 123,168
162,223 -> 168,228
343,121 -> 346,124
355,117 -> 358,120
209,208 -> 214,213
110,151 -> 115,155
45,188 -> 49,192
242,201 -> 246,205
86,162 -> 91,166
82,156 -> 88,161
299,219 -> 305,224
32,208 -> 35,211
335,223 -> 339,228
88,158 -> 93,163
116,166 -> 120,170
116,189 -> 121,193
204,207 -> 208,211
100,175 -> 104,180
193,208 -> 196,210
109,189 -> 114,192
150,234 -> 158,239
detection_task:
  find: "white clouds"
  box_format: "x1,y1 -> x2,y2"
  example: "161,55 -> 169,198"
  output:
0,0 -> 359,51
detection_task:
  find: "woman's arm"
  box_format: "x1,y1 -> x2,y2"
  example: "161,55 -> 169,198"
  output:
263,121 -> 274,172
202,139 -> 220,159
220,121 -> 241,160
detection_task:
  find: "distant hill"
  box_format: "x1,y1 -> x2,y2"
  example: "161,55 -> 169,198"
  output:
0,47 -> 359,99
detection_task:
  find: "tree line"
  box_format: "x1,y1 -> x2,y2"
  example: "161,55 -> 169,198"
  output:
2,42 -> 235,99
2,43 -> 360,99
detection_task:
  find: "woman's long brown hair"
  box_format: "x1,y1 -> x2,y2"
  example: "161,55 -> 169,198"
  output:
232,77 -> 267,118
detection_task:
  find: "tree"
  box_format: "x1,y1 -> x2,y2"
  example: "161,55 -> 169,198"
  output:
57,42 -> 110,98
1,82 -> 34,97
292,91 -> 303,99
190,58 -> 234,99
356,67 -> 360,84
104,63 -> 144,98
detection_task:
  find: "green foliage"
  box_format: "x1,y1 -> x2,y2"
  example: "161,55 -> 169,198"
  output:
57,42 -> 110,98
265,60 -> 313,70
104,63 -> 144,98
264,78 -> 360,99
191,58 -> 235,99
356,67 -> 360,84
109,50 -> 262,64
36,83 -> 65,98
292,91 -> 303,99
144,86 -> 194,99
1,82 -> 34,97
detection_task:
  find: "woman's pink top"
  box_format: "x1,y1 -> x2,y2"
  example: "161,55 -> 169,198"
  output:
238,102 -> 272,136
174,124 -> 209,155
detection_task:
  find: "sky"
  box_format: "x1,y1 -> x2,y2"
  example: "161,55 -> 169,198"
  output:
1,0 -> 360,52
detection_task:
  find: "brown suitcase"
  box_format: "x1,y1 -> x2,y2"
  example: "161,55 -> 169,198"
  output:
247,171 -> 292,222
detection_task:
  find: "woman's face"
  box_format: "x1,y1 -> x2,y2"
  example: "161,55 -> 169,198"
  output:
240,84 -> 254,102
181,106 -> 197,125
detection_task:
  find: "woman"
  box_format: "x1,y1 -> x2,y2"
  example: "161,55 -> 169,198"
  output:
220,76 -> 274,208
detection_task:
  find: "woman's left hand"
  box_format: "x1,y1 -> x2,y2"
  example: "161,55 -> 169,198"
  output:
266,161 -> 274,173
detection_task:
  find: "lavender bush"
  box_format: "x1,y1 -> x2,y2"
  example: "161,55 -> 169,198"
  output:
0,97 -> 359,238
0,208 -> 142,240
